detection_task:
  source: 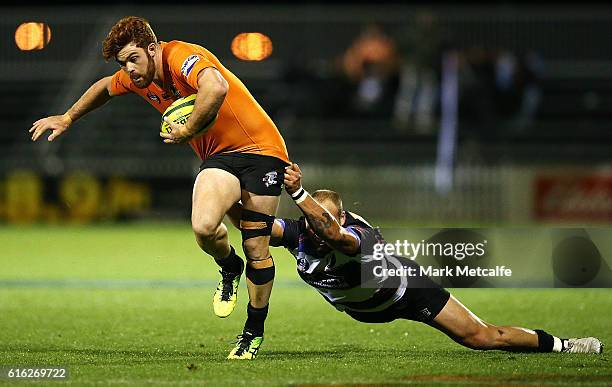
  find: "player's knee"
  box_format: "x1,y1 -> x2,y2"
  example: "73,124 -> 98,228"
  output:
239,209 -> 274,259
240,208 -> 274,274
192,219 -> 223,241
242,238 -> 270,261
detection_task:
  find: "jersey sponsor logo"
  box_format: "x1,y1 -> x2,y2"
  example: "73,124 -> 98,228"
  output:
181,55 -> 200,77
262,171 -> 278,187
146,91 -> 161,103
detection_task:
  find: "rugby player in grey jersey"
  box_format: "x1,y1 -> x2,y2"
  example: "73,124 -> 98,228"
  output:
228,163 -> 603,356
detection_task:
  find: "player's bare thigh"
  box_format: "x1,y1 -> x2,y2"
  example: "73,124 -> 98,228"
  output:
192,168 -> 242,237
241,190 -> 279,216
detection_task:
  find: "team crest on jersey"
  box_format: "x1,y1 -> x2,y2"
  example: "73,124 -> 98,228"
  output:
262,171 -> 278,187
419,308 -> 432,319
146,92 -> 161,103
181,55 -> 200,77
297,257 -> 310,272
162,84 -> 182,100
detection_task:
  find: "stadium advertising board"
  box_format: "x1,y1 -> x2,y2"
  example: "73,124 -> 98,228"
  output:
534,174 -> 612,222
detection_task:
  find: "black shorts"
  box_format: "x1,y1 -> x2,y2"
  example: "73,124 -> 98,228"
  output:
200,153 -> 289,196
345,284 -> 451,324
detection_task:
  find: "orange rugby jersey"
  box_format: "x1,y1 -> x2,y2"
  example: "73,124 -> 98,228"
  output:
109,40 -> 289,163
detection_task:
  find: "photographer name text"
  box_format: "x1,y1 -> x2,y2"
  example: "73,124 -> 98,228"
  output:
373,265 -> 512,278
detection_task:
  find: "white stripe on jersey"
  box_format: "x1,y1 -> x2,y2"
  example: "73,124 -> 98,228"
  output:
294,247 -> 407,313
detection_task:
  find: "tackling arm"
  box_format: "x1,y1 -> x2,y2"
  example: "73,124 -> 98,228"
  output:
291,194 -> 360,255
283,164 -> 360,255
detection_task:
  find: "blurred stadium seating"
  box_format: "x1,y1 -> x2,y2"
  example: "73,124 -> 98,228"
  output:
1,4 -> 611,224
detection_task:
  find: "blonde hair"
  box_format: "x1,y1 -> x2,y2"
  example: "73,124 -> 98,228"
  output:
311,189 -> 343,218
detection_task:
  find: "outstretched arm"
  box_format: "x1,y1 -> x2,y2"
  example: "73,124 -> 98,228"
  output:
30,76 -> 114,142
283,163 -> 360,255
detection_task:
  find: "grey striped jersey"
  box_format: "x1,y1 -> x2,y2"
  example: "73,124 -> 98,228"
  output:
277,211 -> 407,313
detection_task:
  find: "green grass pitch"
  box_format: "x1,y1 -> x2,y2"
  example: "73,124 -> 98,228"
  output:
0,224 -> 610,386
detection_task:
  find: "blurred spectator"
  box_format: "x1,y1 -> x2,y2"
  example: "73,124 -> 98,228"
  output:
456,46 -> 545,140
495,50 -> 517,94
457,46 -> 498,139
393,11 -> 444,134
277,47 -> 352,122
277,52 -> 326,118
513,50 -> 545,131
340,23 -> 400,118
492,48 -> 545,132
492,48 -> 522,128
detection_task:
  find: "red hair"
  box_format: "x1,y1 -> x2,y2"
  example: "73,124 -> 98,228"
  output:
102,16 -> 157,61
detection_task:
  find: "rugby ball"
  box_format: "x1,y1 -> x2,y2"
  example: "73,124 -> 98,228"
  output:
160,94 -> 219,135
160,94 -> 196,134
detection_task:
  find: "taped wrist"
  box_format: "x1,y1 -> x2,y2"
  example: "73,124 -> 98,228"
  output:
291,187 -> 308,204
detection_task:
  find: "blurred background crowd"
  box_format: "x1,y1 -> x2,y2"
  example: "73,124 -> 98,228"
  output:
0,2 -> 611,225
283,13 -> 545,137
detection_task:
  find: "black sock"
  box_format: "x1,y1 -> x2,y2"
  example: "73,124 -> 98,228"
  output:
535,329 -> 565,352
535,329 -> 553,352
244,303 -> 268,336
214,246 -> 244,274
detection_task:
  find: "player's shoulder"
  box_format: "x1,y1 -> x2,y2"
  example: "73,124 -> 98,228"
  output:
164,40 -> 201,49
344,211 -> 385,244
163,40 -> 210,58
163,40 -> 217,74
345,211 -> 373,230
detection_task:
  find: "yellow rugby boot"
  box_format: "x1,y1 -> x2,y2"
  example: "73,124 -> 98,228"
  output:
227,331 -> 264,360
213,269 -> 241,318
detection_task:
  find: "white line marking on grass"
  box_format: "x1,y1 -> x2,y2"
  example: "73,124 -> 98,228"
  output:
0,279 -> 308,289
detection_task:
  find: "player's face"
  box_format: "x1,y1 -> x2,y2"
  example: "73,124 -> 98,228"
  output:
116,43 -> 156,89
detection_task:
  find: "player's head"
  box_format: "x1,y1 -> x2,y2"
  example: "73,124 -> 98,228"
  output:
311,189 -> 345,224
305,190 -> 345,255
103,16 -> 158,89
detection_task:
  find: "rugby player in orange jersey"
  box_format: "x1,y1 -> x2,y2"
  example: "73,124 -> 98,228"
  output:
29,16 -> 289,359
